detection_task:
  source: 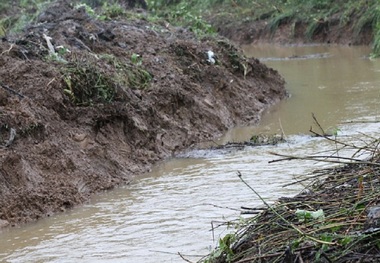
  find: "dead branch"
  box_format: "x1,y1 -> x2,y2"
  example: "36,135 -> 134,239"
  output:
4,128 -> 16,147
268,152 -> 380,166
0,81 -> 26,99
178,252 -> 194,263
311,113 -> 326,135
0,44 -> 14,56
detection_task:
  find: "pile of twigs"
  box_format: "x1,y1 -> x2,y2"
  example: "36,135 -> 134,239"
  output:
207,121 -> 380,263
229,162 -> 380,263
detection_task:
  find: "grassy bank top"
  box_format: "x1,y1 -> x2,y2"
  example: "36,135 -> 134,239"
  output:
149,0 -> 380,56
2,1 -> 380,57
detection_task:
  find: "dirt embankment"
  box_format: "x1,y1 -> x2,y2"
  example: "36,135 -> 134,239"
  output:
0,1 -> 286,227
210,13 -> 374,46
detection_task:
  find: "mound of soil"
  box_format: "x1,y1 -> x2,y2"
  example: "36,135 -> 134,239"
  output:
0,1 -> 286,226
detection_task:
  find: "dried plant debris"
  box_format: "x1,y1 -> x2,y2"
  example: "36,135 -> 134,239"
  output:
205,131 -> 380,263
213,134 -> 286,151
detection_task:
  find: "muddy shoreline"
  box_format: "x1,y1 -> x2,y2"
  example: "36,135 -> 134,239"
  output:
0,2 -> 286,227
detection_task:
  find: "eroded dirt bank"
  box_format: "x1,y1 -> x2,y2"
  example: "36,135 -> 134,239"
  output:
0,2 -> 286,227
210,14 -> 373,46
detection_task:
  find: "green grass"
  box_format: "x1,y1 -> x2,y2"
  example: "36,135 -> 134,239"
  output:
0,0 -> 52,35
2,0 -> 379,55
268,10 -> 296,34
146,0 -> 380,56
371,8 -> 380,58
147,1 -> 216,38
62,59 -> 116,106
61,52 -> 153,106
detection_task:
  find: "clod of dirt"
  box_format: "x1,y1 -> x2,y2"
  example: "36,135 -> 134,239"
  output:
0,1 -> 286,226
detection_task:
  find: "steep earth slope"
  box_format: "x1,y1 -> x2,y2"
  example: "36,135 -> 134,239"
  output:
0,1 -> 286,227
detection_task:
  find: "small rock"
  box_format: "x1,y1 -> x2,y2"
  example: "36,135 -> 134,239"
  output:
73,133 -> 87,142
0,219 -> 10,228
365,206 -> 380,229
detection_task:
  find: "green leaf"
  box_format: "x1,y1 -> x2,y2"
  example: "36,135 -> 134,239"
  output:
339,236 -> 353,246
296,209 -> 325,222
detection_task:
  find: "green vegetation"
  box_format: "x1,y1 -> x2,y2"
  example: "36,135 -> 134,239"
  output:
62,58 -> 116,106
0,0 -> 51,36
205,233 -> 236,263
147,0 -> 216,37
99,2 -> 127,19
74,2 -> 132,21
61,52 -> 152,106
0,0 -> 155,106
147,0 -> 380,56
372,5 -> 380,58
0,0 -> 146,37
3,0 -> 379,55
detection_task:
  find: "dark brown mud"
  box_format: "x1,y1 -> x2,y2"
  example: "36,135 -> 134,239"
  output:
0,1 -> 286,227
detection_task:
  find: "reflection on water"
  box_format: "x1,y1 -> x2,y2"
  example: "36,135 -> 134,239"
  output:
223,45 -> 380,142
1,45 -> 380,263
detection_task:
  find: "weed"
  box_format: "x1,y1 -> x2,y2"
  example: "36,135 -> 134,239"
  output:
46,53 -> 68,63
45,45 -> 70,63
353,6 -> 378,40
56,46 -> 70,56
131,53 -> 142,65
0,17 -> 14,37
127,53 -> 153,89
228,50 -> 248,77
127,67 -> 152,89
373,29 -> 380,58
4,0 -> 52,34
371,5 -> 380,58
100,2 -> 126,19
305,18 -> 325,40
62,59 -> 116,106
150,0 -> 379,55
268,10 -> 296,34
170,2 -> 215,37
75,3 -> 97,18
99,53 -> 152,90
204,233 -> 236,263
99,53 -> 124,68
148,1 -> 216,38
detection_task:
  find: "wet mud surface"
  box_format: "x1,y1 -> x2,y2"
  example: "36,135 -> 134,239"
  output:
0,2 -> 286,226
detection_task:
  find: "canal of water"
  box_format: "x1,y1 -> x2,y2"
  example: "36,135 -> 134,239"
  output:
1,45 -> 379,263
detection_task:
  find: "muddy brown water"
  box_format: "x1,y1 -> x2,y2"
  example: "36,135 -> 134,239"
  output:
1,45 -> 380,263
